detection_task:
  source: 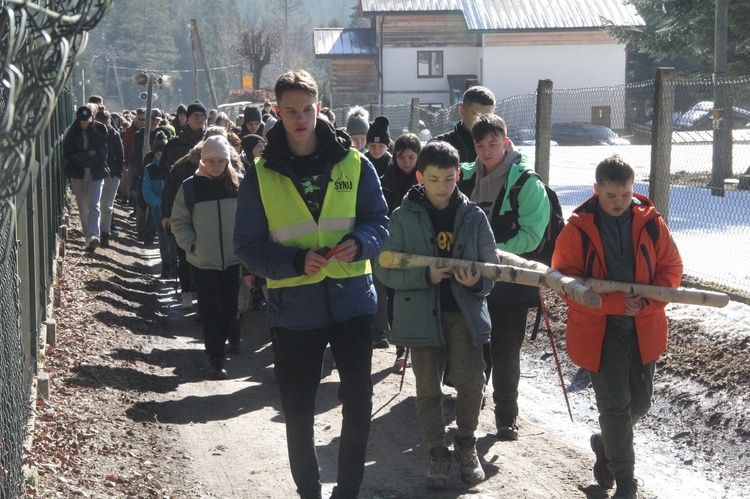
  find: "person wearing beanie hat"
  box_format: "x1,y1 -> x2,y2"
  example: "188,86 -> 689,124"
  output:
241,134 -> 265,161
345,105 -> 369,151
142,130 -> 178,278
152,130 -> 168,154
239,106 -> 264,137
172,104 -> 188,132
363,115 -> 393,350
186,100 -> 208,120
160,102 -> 208,310
365,115 -> 392,176
170,132 -> 242,379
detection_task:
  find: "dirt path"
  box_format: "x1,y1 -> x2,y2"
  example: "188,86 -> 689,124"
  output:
27,202 -> 748,498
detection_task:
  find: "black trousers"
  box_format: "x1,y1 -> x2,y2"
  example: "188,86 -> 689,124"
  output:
272,315 -> 374,499
485,300 -> 528,419
190,264 -> 240,358
177,246 -> 193,293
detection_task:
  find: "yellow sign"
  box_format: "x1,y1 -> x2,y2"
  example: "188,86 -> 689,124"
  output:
243,75 -> 253,89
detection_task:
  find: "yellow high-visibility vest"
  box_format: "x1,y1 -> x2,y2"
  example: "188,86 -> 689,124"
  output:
255,149 -> 371,288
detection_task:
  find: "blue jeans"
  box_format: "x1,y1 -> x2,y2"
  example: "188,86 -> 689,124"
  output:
272,315 -> 374,499
70,177 -> 103,240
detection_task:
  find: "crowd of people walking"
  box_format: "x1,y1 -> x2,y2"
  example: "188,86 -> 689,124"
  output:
62,72 -> 682,499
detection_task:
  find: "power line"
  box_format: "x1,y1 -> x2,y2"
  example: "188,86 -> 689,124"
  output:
84,60 -> 242,74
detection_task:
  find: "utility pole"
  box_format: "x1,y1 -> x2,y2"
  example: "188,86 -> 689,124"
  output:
190,20 -> 219,108
710,0 -> 731,196
111,55 -> 124,107
143,75 -> 154,155
190,21 -> 200,101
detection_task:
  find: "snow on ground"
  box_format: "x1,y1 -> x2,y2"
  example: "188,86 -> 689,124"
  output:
520,144 -> 750,294
666,300 -> 750,341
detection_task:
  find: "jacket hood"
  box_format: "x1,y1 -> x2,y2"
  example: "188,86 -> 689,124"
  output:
472,140 -> 523,184
261,117 -> 351,171
570,192 -> 659,237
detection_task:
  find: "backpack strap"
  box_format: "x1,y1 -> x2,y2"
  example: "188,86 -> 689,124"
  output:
508,170 -> 536,215
644,217 -> 659,245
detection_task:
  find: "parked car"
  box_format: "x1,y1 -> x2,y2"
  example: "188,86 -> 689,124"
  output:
551,122 -> 630,146
672,101 -> 750,131
509,127 -> 558,146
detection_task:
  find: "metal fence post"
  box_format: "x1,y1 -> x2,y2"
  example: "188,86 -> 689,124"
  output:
650,67 -> 675,223
535,79 -> 553,183
410,97 -> 420,134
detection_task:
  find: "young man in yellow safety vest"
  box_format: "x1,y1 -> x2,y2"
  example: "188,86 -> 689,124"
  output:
233,69 -> 389,499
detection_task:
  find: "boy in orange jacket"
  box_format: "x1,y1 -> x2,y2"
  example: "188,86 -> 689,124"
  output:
551,155 -> 683,499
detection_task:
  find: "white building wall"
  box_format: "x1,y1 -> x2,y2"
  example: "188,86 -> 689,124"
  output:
381,46 -> 479,107
482,44 -> 628,128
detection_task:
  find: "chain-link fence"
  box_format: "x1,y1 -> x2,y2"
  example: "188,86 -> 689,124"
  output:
333,75 -> 750,295
1,2 -> 112,496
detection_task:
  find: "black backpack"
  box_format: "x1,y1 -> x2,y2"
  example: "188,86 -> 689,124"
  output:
507,170 -> 565,266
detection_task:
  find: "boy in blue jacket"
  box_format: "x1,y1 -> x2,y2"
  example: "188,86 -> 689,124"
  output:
374,141 -> 498,490
233,70 -> 388,499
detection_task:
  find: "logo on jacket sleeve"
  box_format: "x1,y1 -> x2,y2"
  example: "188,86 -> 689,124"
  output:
334,173 -> 353,192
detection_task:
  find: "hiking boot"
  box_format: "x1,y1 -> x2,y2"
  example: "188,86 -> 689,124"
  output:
372,330 -> 390,349
86,236 -> 100,252
181,292 -> 194,310
612,476 -> 638,498
100,232 -> 110,248
495,415 -> 519,441
590,433 -> 614,489
453,436 -> 485,485
208,356 -> 227,380
329,485 -> 357,499
425,446 -> 451,490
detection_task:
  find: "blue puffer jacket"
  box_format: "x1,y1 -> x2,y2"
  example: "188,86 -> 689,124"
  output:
374,185 -> 498,347
233,118 -> 389,330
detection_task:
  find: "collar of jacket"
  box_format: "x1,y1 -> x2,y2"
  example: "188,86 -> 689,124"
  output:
261,117 -> 352,174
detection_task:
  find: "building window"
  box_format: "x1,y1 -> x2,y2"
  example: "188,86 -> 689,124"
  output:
418,51 -> 443,78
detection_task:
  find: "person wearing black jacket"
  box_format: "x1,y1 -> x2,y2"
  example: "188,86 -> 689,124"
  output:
95,108 -> 124,247
63,104 -> 109,251
432,86 -> 495,163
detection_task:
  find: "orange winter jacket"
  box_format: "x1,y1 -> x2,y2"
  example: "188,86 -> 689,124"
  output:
551,193 -> 683,372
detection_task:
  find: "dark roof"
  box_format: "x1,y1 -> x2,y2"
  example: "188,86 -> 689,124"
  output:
313,28 -> 378,57
359,0 -> 644,30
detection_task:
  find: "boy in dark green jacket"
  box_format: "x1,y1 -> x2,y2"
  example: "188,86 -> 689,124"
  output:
374,141 -> 498,490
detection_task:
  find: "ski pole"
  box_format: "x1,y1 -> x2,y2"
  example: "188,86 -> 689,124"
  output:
539,290 -> 574,423
399,347 -> 410,392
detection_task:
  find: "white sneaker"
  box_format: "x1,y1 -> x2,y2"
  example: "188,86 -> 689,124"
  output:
181,292 -> 194,310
